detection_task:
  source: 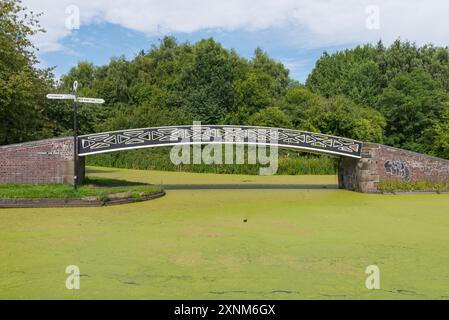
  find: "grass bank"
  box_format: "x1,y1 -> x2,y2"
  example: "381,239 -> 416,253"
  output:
379,179 -> 449,193
0,176 -> 162,200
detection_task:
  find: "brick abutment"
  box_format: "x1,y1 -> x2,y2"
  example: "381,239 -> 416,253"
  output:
0,137 -> 84,185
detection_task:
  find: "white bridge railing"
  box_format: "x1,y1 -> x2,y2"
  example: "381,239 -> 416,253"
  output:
78,125 -> 363,158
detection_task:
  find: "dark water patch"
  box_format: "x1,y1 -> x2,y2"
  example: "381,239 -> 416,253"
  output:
209,290 -> 247,295
383,289 -> 426,296
271,290 -> 300,294
320,293 -> 347,297
85,169 -> 115,174
208,289 -> 301,295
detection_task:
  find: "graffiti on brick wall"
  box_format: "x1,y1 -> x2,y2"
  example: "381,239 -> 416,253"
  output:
384,160 -> 410,179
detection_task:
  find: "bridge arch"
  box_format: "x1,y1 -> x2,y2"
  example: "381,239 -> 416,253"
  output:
77,125 -> 363,158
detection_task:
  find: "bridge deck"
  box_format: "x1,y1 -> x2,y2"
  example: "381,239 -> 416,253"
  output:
78,125 -> 363,158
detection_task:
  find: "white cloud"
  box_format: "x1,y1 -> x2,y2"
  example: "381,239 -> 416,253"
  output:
23,0 -> 449,52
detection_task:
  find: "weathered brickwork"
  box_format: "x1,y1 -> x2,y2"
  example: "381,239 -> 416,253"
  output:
339,143 -> 449,192
0,137 -> 84,185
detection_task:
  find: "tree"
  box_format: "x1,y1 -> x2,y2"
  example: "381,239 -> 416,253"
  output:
306,40 -> 449,109
281,85 -> 322,128
280,86 -> 385,142
306,44 -> 384,107
430,103 -> 449,159
60,61 -> 96,91
295,95 -> 385,142
0,0 -> 52,144
230,71 -> 275,123
183,39 -> 235,123
377,70 -> 447,153
95,57 -> 134,104
305,39 -> 449,154
248,107 -> 292,128
252,48 -> 290,98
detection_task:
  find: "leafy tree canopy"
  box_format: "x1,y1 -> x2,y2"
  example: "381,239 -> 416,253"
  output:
307,40 -> 449,154
0,0 -> 53,144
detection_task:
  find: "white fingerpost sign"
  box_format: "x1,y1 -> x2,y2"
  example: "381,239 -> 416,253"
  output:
46,81 -> 105,189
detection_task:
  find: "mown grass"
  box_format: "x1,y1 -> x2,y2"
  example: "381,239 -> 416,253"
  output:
0,176 -> 162,199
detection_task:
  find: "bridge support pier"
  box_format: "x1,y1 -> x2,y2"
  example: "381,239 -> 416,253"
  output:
338,143 -> 449,193
0,137 -> 85,185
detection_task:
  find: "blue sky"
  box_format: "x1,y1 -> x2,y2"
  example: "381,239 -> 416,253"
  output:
26,0 -> 449,83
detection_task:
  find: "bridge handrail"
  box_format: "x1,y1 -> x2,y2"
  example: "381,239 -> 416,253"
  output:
78,125 -> 363,158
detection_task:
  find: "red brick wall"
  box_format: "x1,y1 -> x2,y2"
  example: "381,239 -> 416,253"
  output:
0,137 -> 85,185
339,143 -> 449,192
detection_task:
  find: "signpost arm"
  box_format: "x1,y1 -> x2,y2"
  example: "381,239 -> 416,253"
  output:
46,81 -> 104,190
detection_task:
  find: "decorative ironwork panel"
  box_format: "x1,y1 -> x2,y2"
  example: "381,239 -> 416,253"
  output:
78,125 -> 362,158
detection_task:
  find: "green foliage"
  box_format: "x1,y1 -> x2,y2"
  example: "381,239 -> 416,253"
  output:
281,86 -> 322,128
377,70 -> 447,153
248,107 -> 292,128
307,40 -> 449,106
184,39 -> 235,123
282,88 -> 385,142
0,0 -> 53,144
60,61 -> 96,91
430,104 -> 449,159
378,179 -> 449,193
252,48 -> 290,98
307,40 -> 449,156
0,176 -> 161,199
229,71 -> 275,123
306,44 -> 384,106
54,38 -> 293,133
317,96 -> 385,142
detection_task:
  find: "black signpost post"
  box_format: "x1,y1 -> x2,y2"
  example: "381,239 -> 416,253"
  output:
47,81 -> 105,190
72,81 -> 79,190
